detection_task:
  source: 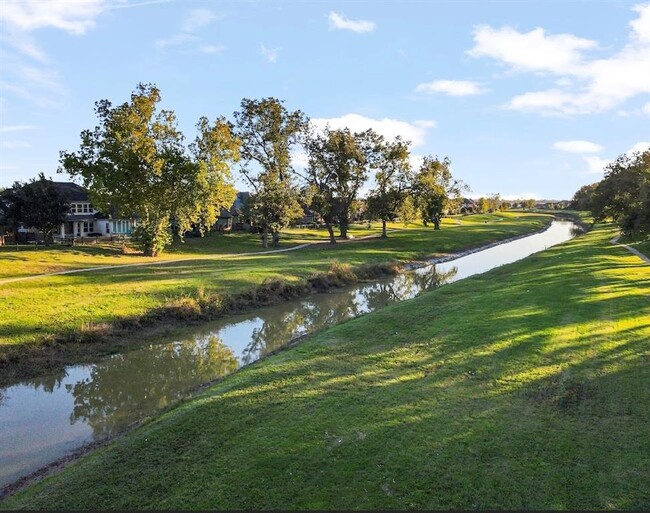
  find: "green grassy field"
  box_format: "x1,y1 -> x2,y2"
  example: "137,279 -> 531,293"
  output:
4,223 -> 648,510
0,222 -> 406,280
0,213 -> 547,351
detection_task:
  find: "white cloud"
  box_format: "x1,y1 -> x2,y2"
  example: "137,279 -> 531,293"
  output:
0,0 -> 105,35
582,141 -> 649,174
468,25 -> 596,75
415,80 -> 487,96
181,8 -> 220,33
0,140 -> 31,149
328,12 -> 376,33
311,113 -> 434,147
641,102 -> 650,115
553,140 -> 603,153
584,155 -> 611,174
0,124 -> 38,132
414,120 -> 437,128
155,8 -> 222,53
261,44 -> 279,63
199,44 -> 225,55
469,4 -> 650,115
155,33 -> 197,49
630,141 -> 650,153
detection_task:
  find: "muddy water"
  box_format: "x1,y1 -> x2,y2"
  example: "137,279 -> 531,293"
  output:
0,220 -> 579,488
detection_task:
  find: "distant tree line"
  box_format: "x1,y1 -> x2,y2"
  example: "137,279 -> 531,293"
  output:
570,148 -> 650,238
49,83 -> 472,255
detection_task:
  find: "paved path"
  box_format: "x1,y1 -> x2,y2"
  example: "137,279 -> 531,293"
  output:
0,243 -> 313,286
0,230 -> 402,286
610,236 -> 650,264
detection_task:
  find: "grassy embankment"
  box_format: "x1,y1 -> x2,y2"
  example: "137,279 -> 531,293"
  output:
0,213 -> 550,383
2,222 -> 648,510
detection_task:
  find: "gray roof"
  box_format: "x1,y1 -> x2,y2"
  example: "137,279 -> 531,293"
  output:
52,182 -> 89,202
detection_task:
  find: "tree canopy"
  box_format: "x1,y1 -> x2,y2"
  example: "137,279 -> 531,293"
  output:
590,149 -> 650,237
412,156 -> 464,230
234,97 -> 308,247
60,83 -> 237,256
3,173 -> 69,243
304,127 -> 373,242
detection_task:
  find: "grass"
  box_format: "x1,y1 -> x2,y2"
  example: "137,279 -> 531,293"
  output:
0,222 -> 408,280
3,223 -> 648,510
0,213 -> 549,377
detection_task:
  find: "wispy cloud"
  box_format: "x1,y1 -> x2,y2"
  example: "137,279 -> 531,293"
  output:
199,44 -> 225,55
311,113 -> 435,147
261,44 -> 279,63
0,124 -> 39,132
328,12 -> 376,33
181,8 -> 221,32
468,3 -> 650,116
415,80 -> 487,96
155,33 -> 197,49
553,140 -> 603,153
0,140 -> 31,149
155,7 -> 223,54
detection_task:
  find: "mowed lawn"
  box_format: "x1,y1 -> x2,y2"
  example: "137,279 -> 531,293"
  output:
4,224 -> 648,510
0,213 -> 548,348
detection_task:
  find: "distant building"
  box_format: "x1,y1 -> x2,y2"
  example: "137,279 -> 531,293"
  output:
216,191 -> 252,231
2,182 -> 136,242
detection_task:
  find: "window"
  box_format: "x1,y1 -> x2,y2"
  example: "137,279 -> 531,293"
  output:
83,222 -> 94,233
82,204 -> 89,213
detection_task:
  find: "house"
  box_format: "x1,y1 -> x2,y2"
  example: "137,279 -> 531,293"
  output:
2,182 -> 136,241
51,182 -> 136,238
458,198 -> 478,215
216,191 -> 252,231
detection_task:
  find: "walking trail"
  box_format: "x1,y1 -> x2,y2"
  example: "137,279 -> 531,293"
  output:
610,235 -> 650,264
0,231 -> 401,286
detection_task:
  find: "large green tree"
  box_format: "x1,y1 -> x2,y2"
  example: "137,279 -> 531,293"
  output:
3,173 -> 70,244
591,149 -> 650,237
570,183 -> 598,211
412,156 -> 464,230
60,84 -> 237,256
234,98 -> 307,247
303,127 -> 372,241
366,136 -> 412,239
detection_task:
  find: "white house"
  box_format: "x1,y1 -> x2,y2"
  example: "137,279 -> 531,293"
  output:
53,182 -> 136,238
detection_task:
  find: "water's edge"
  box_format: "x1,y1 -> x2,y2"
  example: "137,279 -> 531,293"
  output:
0,217 -> 581,498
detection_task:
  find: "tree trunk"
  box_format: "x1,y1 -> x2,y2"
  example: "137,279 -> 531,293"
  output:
339,218 -> 349,239
326,223 -> 337,244
381,219 -> 388,239
433,217 -> 441,230
144,244 -> 156,257
261,225 -> 268,248
272,230 -> 280,247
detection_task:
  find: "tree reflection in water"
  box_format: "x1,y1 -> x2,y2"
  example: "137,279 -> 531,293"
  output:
240,264 -> 458,364
66,336 -> 237,438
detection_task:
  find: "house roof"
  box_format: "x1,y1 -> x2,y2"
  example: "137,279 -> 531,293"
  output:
52,182 -> 89,202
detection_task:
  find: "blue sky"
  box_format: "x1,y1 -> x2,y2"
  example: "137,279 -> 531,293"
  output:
1,0 -> 649,200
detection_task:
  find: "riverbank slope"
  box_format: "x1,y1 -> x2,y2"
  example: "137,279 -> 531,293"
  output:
0,213 -> 550,385
4,223 -> 648,510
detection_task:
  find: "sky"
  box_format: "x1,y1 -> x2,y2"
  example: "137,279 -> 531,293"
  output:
0,0 -> 649,200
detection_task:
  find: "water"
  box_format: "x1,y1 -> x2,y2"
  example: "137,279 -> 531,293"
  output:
0,220 -> 579,488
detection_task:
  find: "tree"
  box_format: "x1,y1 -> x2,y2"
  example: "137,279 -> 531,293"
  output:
522,198 -> 537,210
591,149 -> 650,237
3,173 -> 69,244
366,136 -> 412,238
60,84 -> 237,256
303,127 -> 371,242
487,193 -> 502,212
412,156 -> 464,230
234,97 -> 308,247
570,183 -> 598,211
477,197 -> 490,213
